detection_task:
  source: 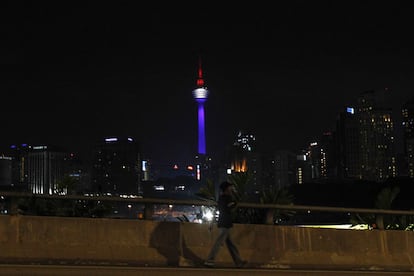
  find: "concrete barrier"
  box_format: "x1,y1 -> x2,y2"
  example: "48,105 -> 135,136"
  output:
0,215 -> 413,271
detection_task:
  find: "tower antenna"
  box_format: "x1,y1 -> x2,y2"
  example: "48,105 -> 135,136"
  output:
197,56 -> 204,87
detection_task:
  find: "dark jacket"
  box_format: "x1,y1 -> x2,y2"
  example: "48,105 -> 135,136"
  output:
217,193 -> 237,228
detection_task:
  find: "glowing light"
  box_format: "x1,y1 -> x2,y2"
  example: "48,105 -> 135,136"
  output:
233,159 -> 247,172
196,164 -> 201,180
347,107 -> 355,114
193,88 -> 209,99
203,210 -> 214,221
105,138 -> 118,142
197,103 -> 206,154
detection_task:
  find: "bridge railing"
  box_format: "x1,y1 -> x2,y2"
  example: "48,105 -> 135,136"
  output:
1,191 -> 414,230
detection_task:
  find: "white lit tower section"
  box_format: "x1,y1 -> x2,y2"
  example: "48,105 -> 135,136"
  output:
192,59 -> 209,181
192,59 -> 209,156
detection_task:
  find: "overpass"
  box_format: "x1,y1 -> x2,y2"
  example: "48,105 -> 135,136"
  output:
0,214 -> 413,273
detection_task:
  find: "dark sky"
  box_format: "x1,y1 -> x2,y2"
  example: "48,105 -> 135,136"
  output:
1,1 -> 413,165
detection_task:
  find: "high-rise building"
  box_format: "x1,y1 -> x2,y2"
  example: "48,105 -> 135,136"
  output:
0,156 -> 12,187
335,107 -> 361,180
401,97 -> 414,178
357,90 -> 396,182
305,132 -> 337,181
296,150 -> 313,185
91,137 -> 140,195
274,150 -> 297,188
226,130 -> 262,194
9,144 -> 31,189
27,145 -> 68,195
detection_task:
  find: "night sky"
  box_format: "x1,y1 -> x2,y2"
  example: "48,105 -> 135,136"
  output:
2,1 -> 413,165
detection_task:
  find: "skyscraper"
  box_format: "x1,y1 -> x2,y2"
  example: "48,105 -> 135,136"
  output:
401,97 -> 414,178
91,137 -> 140,195
26,145 -> 67,195
192,58 -> 209,156
357,90 -> 396,182
335,107 -> 361,180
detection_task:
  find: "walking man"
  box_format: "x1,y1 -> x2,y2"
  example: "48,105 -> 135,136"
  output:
204,181 -> 247,268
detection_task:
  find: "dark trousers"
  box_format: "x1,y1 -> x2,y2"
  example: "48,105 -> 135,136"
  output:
206,227 -> 243,265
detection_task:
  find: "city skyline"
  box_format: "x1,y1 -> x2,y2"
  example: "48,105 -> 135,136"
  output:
2,1 -> 413,165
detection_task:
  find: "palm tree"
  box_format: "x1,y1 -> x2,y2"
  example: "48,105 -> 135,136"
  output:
228,171 -> 252,202
228,171 -> 263,223
374,186 -> 400,230
260,186 -> 295,225
55,174 -> 78,195
350,185 -> 400,230
195,178 -> 217,224
196,178 -> 216,201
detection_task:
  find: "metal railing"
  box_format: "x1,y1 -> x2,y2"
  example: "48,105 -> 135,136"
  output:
1,191 -> 414,229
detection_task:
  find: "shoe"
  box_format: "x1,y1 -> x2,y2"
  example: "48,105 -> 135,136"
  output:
236,260 -> 247,268
203,260 -> 215,267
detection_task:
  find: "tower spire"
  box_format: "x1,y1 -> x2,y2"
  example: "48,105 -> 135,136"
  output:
192,56 -> 209,156
196,56 -> 205,87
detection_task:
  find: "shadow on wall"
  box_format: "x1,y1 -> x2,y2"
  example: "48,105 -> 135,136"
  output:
149,221 -> 204,266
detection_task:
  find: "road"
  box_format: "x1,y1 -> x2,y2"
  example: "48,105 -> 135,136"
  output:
0,264 -> 412,276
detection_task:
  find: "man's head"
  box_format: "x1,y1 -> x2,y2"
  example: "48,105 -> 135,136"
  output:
220,181 -> 235,193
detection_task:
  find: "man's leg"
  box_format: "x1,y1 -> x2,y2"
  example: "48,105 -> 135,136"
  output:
205,228 -> 230,265
225,232 -> 246,267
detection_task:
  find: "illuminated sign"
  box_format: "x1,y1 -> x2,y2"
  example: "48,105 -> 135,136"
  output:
346,107 -> 354,114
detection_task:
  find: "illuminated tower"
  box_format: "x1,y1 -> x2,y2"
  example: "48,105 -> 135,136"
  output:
192,58 -> 209,155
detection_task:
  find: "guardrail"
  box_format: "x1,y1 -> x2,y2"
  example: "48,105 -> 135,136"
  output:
1,191 -> 414,229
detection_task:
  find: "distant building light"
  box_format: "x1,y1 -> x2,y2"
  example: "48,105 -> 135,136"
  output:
10,145 -> 16,149
196,164 -> 201,180
297,154 -> 306,161
227,168 -> 232,175
0,156 -> 12,160
346,107 -> 355,114
127,137 -> 133,142
154,185 -> 165,191
173,164 -> 179,170
187,165 -> 194,170
33,146 -> 47,150
176,185 -> 185,191
21,143 -> 28,147
105,138 -> 118,142
142,160 -> 147,171
310,142 -> 318,147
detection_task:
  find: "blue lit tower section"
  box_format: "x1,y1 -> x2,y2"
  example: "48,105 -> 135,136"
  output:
192,59 -> 209,155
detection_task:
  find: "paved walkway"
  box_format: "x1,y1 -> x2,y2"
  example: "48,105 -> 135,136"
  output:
0,264 -> 412,276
